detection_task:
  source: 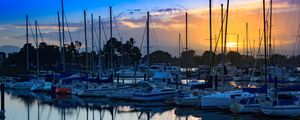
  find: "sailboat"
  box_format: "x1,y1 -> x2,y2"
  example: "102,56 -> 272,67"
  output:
201,1 -> 257,109
12,21 -> 44,90
259,1 -> 300,116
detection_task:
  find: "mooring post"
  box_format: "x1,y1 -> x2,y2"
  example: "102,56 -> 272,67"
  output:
116,74 -> 119,86
0,83 -> 5,119
176,74 -> 179,89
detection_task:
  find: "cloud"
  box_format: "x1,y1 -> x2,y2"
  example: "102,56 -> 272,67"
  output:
120,20 -> 143,28
13,23 -> 82,33
0,0 -> 299,56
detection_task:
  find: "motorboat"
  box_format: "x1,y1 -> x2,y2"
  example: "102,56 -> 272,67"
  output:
132,85 -> 177,101
260,94 -> 300,117
230,96 -> 261,113
175,92 -> 202,106
201,90 -> 255,109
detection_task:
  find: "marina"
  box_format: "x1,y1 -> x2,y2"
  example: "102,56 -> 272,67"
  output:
0,0 -> 300,120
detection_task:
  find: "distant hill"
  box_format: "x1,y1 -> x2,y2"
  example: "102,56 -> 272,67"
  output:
0,45 -> 20,54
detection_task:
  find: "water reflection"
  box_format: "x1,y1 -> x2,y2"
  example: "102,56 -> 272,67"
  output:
1,90 -> 292,120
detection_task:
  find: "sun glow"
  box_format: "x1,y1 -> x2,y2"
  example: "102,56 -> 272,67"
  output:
227,42 -> 238,48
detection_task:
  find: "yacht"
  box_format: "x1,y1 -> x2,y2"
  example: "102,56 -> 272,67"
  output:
175,92 -> 202,106
11,81 -> 34,89
132,85 -> 177,101
77,83 -> 131,97
230,96 -> 261,113
260,94 -> 300,117
149,71 -> 180,87
201,90 -> 255,109
30,81 -> 53,92
11,77 -> 43,89
116,68 -> 144,78
55,73 -> 87,95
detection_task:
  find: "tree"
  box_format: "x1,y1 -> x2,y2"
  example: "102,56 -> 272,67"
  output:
270,54 -> 288,65
194,55 -> 203,66
148,50 -> 172,64
122,38 -> 141,65
226,51 -> 242,66
102,37 -> 141,68
202,51 -> 216,65
181,50 -> 196,68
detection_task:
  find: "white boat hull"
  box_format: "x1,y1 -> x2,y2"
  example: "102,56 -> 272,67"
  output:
132,92 -> 177,101
30,82 -> 52,92
11,82 -> 33,89
230,103 -> 260,113
175,97 -> 201,106
261,105 -> 300,117
201,97 -> 234,109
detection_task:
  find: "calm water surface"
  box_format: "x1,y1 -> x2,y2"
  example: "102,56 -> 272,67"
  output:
1,89 -> 291,120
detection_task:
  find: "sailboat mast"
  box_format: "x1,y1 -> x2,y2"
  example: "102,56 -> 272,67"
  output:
185,12 -> 188,52
110,6 -> 113,70
121,37 -> 124,81
57,12 -> 62,68
236,34 -> 239,66
246,22 -> 249,67
224,0 -> 230,62
269,0 -> 273,57
61,0 -> 65,72
84,10 -> 88,72
91,14 -> 94,75
221,3 -> 225,91
98,16 -> 102,78
26,15 -> 29,72
146,11 -> 150,80
224,0 -> 229,58
263,0 -> 268,95
35,21 -> 39,77
209,0 -> 212,60
179,33 -> 181,66
222,0 -> 230,91
237,34 -> 239,53
221,4 -> 224,55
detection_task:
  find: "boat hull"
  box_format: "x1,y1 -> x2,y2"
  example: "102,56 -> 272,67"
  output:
230,103 -> 260,113
175,97 -> 201,106
132,92 -> 177,101
201,97 -> 234,109
261,105 -> 300,117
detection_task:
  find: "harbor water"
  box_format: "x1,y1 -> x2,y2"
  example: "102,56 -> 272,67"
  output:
0,89 -> 292,120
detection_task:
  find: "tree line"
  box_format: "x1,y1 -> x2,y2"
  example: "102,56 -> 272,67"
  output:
1,37 -> 300,74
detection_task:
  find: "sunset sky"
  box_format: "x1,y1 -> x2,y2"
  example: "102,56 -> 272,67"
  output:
0,0 -> 299,56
